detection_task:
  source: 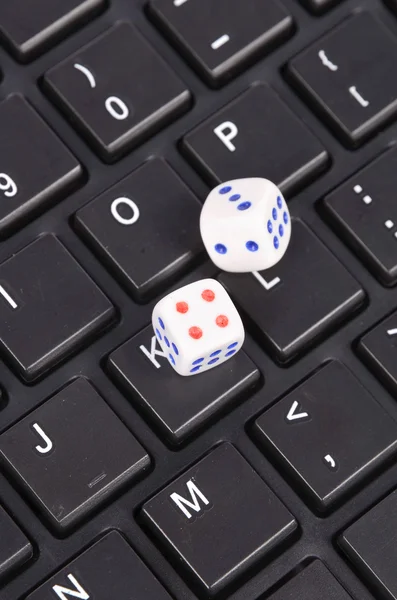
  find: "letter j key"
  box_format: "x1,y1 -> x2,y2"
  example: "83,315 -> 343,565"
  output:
141,443 -> 297,596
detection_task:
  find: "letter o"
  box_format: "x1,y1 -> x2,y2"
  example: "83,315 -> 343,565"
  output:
110,197 -> 140,225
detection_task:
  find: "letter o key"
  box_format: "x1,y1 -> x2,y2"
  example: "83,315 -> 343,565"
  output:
110,197 -> 140,225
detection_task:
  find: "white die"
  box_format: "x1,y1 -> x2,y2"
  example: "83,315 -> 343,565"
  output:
152,278 -> 245,376
200,178 -> 291,273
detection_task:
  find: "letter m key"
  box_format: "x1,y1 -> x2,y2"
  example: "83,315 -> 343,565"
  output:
170,479 -> 209,519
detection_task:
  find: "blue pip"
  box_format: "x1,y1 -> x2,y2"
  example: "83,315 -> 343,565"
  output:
200,178 -> 291,273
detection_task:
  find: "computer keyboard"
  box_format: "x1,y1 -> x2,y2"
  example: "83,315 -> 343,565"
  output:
2,0 -> 397,599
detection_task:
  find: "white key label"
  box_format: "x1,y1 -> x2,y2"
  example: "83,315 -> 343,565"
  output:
73,62 -> 129,121
318,50 -> 338,72
170,479 -> 210,519
110,197 -> 140,225
0,173 -> 17,198
349,86 -> 370,108
252,271 -> 281,291
211,34 -> 230,50
0,284 -> 17,309
52,573 -> 90,599
32,423 -> 54,455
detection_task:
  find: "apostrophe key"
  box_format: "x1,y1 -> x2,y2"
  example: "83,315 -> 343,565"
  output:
358,309 -> 397,396
0,0 -> 106,61
220,221 -> 365,362
149,0 -> 294,86
0,235 -> 115,381
44,23 -> 192,161
0,379 -> 150,531
75,159 -> 203,302
142,443 -> 297,595
0,96 -> 82,237
324,147 -> 397,286
182,84 -> 329,196
108,325 -> 260,444
288,13 -> 397,146
26,532 -> 172,600
255,362 -> 397,511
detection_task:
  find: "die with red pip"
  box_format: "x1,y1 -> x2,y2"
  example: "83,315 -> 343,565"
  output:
152,279 -> 244,376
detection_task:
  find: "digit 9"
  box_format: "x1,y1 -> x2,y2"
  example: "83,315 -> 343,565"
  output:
0,173 -> 17,198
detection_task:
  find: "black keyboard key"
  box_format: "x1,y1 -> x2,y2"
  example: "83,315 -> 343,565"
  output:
255,362 -> 397,511
288,13 -> 397,147
108,325 -> 260,444
142,443 -> 297,596
268,561 -> 353,600
340,488 -> 397,599
0,505 -> 32,580
0,96 -> 82,237
300,0 -> 344,13
44,23 -> 191,162
149,0 -> 294,86
26,531 -> 172,600
0,379 -> 150,531
0,235 -> 115,381
0,0 -> 106,62
358,310 -> 397,395
75,159 -> 202,302
324,148 -> 397,286
220,221 -> 365,362
182,83 -> 329,196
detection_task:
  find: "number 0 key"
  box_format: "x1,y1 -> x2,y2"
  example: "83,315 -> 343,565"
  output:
44,23 -> 191,161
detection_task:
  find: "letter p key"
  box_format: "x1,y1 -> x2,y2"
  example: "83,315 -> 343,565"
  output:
213,121 -> 238,152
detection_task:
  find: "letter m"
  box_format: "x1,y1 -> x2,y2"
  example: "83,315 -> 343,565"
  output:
170,479 -> 209,519
52,574 -> 89,600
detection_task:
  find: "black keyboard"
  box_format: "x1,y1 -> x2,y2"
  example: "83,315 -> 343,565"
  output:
2,0 -> 397,599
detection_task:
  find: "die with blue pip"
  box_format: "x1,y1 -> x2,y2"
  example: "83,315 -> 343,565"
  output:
152,178 -> 291,376
200,178 -> 291,272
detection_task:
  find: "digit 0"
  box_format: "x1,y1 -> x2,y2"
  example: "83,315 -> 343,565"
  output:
0,173 -> 17,198
105,96 -> 129,120
110,197 -> 140,225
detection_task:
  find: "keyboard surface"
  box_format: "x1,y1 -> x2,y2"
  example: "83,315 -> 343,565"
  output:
2,1 -> 397,599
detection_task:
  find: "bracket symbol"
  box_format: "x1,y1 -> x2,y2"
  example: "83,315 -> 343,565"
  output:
73,64 -> 96,88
